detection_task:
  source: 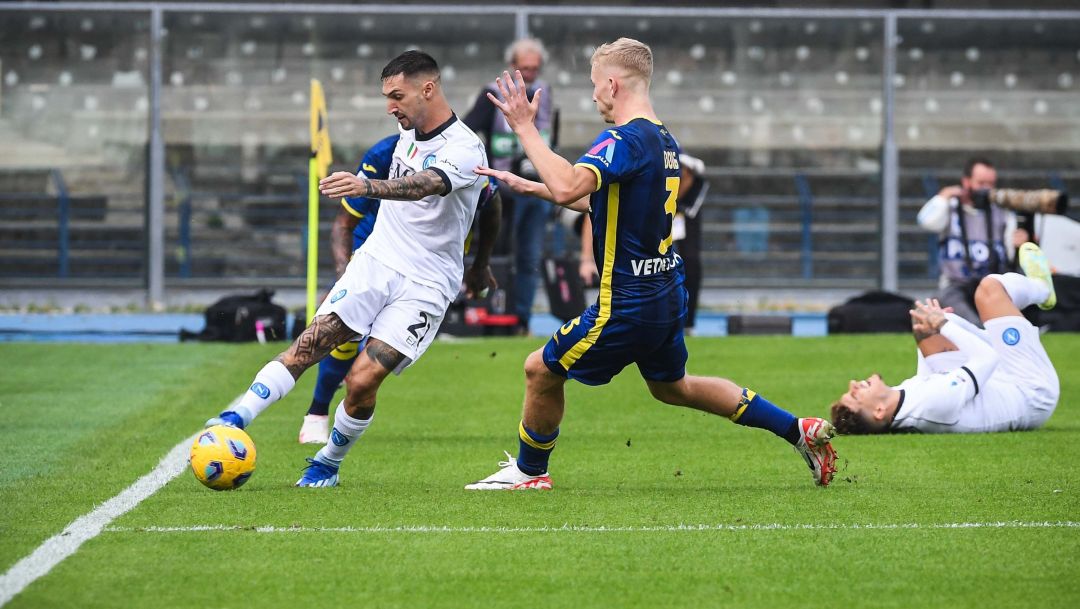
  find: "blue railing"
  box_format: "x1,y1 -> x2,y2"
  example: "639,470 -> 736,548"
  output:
1049,173 -> 1066,193
920,172 -> 941,280
50,169 -> 70,279
167,167 -> 309,279
171,169 -> 194,278
793,173 -> 814,280
4,164 -> 1071,285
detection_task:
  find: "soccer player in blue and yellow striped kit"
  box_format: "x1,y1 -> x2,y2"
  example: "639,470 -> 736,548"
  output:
468,37 -> 838,489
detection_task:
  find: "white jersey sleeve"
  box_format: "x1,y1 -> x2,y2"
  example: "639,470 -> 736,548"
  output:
893,367 -> 979,430
939,320 -> 999,391
426,138 -> 484,195
917,195 -> 951,233
916,349 -> 968,376
892,317 -> 1014,433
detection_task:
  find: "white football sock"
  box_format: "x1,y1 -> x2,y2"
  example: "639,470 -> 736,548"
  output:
315,400 -> 374,466
988,272 -> 1049,310
232,361 -> 296,427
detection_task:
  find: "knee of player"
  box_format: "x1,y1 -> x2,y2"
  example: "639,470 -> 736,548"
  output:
524,350 -> 562,389
523,351 -> 546,377
344,367 -> 380,401
974,276 -> 1007,309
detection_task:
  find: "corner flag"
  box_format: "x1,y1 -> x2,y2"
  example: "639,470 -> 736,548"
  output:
307,79 -> 332,321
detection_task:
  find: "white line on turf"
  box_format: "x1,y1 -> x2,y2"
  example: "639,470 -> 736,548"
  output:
0,394 -> 244,608
104,521 -> 1080,534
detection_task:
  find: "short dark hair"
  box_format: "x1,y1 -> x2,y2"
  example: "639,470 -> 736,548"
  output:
963,156 -> 994,178
830,402 -> 887,435
381,50 -> 440,81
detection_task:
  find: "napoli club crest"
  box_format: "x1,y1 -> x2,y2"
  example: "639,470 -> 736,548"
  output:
1001,327 -> 1021,346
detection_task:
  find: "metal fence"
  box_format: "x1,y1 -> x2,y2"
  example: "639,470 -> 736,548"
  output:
2,3 -> 1079,306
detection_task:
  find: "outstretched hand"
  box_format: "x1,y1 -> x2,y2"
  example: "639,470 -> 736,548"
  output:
487,70 -> 542,133
475,166 -> 533,196
320,171 -> 368,199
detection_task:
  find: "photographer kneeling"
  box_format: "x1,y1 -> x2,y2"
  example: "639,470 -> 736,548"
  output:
918,156 -> 1067,325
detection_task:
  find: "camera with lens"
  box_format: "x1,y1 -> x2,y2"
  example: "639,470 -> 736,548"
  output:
970,188 -> 1069,215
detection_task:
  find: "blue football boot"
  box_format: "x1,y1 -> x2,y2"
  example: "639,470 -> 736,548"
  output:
295,457 -> 340,488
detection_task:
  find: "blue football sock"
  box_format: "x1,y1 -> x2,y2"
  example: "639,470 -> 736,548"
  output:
517,421 -> 558,476
729,389 -> 801,446
308,343 -> 360,416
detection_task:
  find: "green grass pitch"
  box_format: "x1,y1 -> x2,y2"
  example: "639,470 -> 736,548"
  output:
1,334 -> 1078,608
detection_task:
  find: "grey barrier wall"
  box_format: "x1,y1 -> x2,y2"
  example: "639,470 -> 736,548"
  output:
1,3 -> 1078,307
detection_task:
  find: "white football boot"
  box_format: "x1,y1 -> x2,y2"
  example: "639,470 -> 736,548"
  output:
298,414 -> 330,444
795,417 -> 838,487
465,452 -> 553,490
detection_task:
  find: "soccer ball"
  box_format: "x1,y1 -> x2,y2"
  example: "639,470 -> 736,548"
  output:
190,425 -> 257,490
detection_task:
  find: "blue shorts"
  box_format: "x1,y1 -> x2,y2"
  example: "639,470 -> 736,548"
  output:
542,304 -> 688,386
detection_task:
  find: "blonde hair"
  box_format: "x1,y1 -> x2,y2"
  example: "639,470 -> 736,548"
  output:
591,37 -> 653,82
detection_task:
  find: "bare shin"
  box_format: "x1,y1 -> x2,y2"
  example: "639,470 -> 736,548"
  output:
521,349 -> 565,435
340,338 -> 403,419
647,375 -> 743,417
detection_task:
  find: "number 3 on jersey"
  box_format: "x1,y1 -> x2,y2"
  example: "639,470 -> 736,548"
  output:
658,176 -> 680,255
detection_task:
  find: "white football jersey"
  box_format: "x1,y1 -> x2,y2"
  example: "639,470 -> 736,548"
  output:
360,115 -> 487,300
891,369 -> 1029,433
890,317 -> 1058,433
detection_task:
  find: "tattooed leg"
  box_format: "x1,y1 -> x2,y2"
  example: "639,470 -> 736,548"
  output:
275,313 -> 360,379
364,338 -> 407,371
211,314 -> 360,429
339,338 -> 405,418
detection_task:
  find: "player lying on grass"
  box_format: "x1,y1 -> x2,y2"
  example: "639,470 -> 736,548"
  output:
467,37 -> 838,490
299,132 -> 501,444
207,50 -> 497,487
830,243 -> 1059,434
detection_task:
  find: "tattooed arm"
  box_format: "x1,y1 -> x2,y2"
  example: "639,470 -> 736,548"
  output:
319,169 -> 449,202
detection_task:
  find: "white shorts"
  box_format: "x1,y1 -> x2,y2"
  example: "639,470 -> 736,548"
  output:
314,251 -> 451,374
983,316 -> 1060,427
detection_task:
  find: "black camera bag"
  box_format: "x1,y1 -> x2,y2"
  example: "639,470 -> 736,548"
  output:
181,289 -> 288,342
827,291 -> 913,333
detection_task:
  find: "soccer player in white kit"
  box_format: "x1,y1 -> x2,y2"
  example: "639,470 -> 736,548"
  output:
206,50 -> 491,487
830,243 -> 1060,435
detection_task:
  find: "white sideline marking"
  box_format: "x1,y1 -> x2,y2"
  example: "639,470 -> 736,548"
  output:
105,521 -> 1079,534
0,395 -> 244,608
